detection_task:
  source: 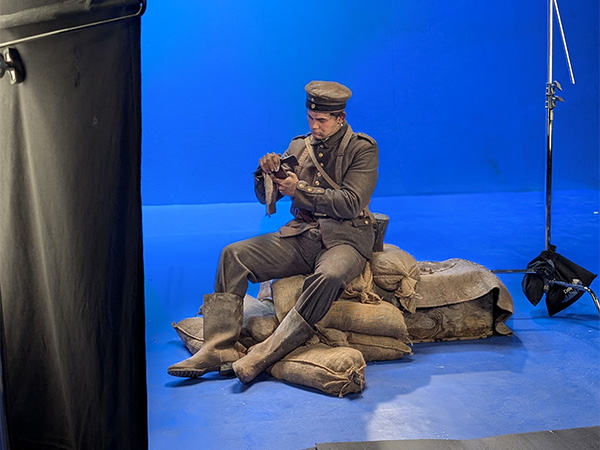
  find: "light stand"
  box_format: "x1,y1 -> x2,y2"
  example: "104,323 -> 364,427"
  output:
545,0 -> 575,251
493,0 -> 599,316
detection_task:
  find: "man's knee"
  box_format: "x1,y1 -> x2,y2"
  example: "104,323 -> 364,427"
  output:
316,247 -> 365,285
221,240 -> 249,261
309,267 -> 346,290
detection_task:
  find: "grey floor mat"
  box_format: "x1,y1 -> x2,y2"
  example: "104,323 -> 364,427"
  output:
308,426 -> 599,450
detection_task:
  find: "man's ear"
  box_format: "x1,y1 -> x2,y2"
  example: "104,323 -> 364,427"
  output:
337,111 -> 346,123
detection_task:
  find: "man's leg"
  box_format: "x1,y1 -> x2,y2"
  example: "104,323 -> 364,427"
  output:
168,230 -> 322,378
233,244 -> 366,383
215,229 -> 323,296
295,244 -> 366,325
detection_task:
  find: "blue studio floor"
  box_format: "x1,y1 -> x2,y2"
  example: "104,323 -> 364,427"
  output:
143,190 -> 599,450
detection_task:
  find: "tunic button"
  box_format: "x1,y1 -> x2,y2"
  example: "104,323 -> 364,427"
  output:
365,220 -> 370,225
320,163 -> 324,167
314,181 -> 320,186
318,152 -> 324,158
308,187 -> 313,192
317,172 -> 321,177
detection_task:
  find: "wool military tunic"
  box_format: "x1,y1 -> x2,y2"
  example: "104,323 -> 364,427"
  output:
254,122 -> 379,259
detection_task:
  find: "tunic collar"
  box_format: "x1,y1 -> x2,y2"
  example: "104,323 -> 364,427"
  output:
311,122 -> 348,149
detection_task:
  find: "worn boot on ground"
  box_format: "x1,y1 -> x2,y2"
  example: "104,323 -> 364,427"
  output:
168,292 -> 243,378
232,307 -> 314,384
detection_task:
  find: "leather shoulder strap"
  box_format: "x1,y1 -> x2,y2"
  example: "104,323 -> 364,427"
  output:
304,136 -> 341,189
335,124 -> 353,184
302,124 -> 354,190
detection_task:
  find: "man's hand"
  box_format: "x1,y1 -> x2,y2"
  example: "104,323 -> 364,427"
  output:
274,171 -> 298,198
259,152 -> 281,175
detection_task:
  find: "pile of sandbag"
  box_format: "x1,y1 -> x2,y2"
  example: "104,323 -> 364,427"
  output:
172,246 -> 415,397
171,244 -> 514,396
261,269 -> 413,396
172,284 -> 412,397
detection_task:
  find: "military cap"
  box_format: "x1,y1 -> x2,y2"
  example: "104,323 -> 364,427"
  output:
305,81 -> 352,112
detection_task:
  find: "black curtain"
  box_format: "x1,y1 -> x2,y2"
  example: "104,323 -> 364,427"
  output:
0,1 -> 148,449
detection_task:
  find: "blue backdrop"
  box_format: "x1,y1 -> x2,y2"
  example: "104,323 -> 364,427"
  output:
141,0 -> 599,206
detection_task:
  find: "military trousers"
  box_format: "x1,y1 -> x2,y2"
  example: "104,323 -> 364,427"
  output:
215,227 -> 366,325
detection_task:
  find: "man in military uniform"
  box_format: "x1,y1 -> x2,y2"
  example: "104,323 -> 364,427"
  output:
168,81 -> 379,384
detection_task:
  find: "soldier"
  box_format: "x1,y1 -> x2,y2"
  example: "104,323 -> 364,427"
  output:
168,81 -> 379,384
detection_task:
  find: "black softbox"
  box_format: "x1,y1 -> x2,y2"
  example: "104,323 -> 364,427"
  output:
522,246 -> 598,316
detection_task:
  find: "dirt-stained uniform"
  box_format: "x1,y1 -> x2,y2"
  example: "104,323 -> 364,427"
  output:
168,81 -> 379,382
216,120 -> 378,325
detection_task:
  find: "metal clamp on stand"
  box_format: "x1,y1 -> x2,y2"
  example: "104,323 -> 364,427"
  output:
0,48 -> 24,84
549,280 -> 600,314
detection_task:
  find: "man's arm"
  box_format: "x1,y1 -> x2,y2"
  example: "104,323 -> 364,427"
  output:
253,152 -> 292,205
290,136 -> 378,219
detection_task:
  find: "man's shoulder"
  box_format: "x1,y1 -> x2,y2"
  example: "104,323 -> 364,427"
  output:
353,132 -> 377,146
291,133 -> 310,142
286,133 -> 310,151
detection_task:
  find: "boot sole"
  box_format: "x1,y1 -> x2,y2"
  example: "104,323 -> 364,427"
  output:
167,368 -> 208,378
167,363 -> 235,379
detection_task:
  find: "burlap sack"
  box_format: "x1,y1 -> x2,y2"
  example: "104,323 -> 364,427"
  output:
257,280 -> 274,301
269,343 -> 366,397
314,325 -> 348,348
415,259 -> 513,337
317,299 -> 409,341
344,332 -> 412,362
271,275 -> 305,323
243,314 -> 278,343
338,262 -> 381,304
243,293 -> 276,318
272,276 -> 409,342
271,265 -> 382,323
405,291 -> 496,342
241,294 -> 278,346
172,317 -> 204,354
371,244 -> 421,313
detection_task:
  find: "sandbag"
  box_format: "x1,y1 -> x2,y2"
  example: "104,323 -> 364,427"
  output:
371,244 -> 421,313
272,275 -> 305,322
415,259 -> 513,337
269,343 -> 366,397
313,325 -> 411,362
317,299 -> 409,341
345,332 -> 412,362
172,317 -> 204,354
270,264 -> 383,322
243,293 -> 277,318
241,294 -> 278,345
314,325 -> 349,347
243,314 -> 279,343
338,262 -> 380,304
405,291 -> 495,343
272,276 -> 409,341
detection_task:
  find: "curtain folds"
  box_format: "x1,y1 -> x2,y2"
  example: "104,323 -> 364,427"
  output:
0,1 -> 148,448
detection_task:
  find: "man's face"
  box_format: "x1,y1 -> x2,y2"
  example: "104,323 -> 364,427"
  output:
307,109 -> 343,140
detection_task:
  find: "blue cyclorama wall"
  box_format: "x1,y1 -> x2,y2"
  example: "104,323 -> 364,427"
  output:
141,0 -> 599,206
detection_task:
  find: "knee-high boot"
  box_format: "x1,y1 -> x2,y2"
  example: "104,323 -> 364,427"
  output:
232,307 -> 314,384
167,292 -> 243,378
